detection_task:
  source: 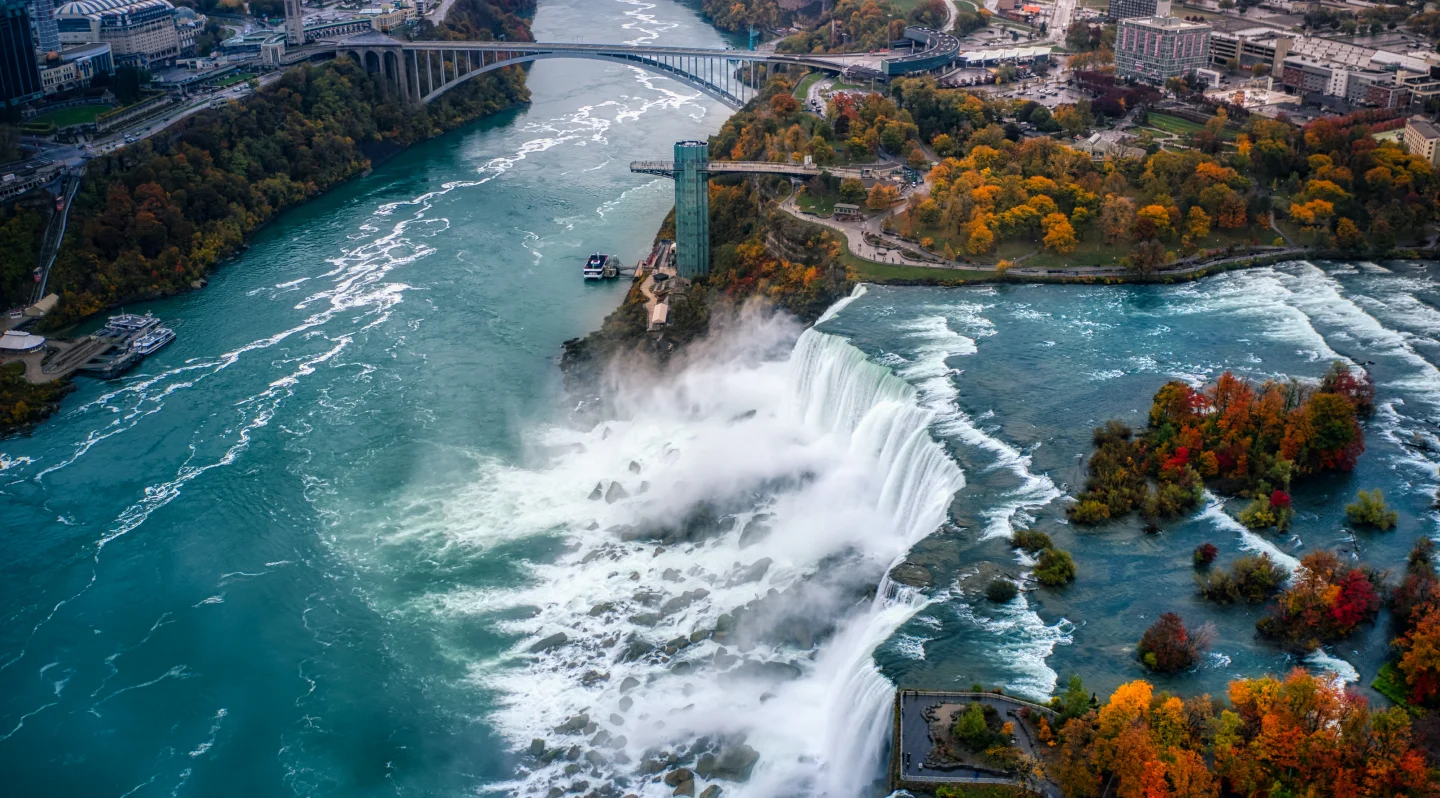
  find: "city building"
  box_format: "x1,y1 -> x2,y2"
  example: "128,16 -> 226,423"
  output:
36,40 -> 112,94
1404,115 -> 1440,166
1109,0 -> 1162,21
2,0 -> 45,106
284,0 -> 300,45
56,0 -> 181,68
1115,15 -> 1212,84
27,0 -> 58,53
673,141 -> 710,280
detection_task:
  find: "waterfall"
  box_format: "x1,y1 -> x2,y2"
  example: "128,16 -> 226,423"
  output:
446,321 -> 964,798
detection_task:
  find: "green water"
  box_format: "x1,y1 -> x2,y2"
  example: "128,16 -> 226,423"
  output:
0,1 -> 739,794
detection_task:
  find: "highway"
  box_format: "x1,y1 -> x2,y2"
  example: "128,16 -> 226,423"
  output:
85,72 -> 284,156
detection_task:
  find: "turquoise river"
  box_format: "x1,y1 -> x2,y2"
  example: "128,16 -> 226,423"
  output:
4,2 -> 1440,797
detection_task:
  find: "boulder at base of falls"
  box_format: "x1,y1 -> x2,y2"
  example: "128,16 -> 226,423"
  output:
663,768 -> 694,788
698,787 -> 722,798
672,781 -> 695,797
529,738 -> 547,757
695,744 -> 757,783
530,632 -> 569,653
737,515 -> 772,549
605,482 -> 629,503
629,460 -> 642,474
726,558 -> 772,587
888,561 -> 933,589
588,483 -> 605,500
555,714 -> 589,734
619,676 -> 641,693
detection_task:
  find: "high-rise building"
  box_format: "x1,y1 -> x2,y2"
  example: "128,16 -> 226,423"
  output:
1110,0 -> 1171,20
1115,15 -> 1212,84
673,141 -> 710,280
284,0 -> 302,45
1,0 -> 45,106
28,0 -> 58,53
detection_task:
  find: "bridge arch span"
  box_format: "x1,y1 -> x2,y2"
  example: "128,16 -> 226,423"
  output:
417,50 -> 833,109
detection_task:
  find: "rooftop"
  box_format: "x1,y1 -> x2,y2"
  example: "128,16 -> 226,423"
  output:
1408,116 -> 1440,141
56,0 -> 173,16
1122,15 -> 1211,31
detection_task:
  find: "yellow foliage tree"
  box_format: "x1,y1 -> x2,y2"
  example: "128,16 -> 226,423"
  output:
1042,212 -> 1077,254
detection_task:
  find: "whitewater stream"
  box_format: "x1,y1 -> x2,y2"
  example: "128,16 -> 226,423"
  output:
5,1 -> 1440,795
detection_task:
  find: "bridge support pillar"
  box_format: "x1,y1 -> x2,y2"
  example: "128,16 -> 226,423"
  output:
674,141 -> 710,279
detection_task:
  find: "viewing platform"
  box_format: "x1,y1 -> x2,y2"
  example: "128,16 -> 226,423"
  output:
891,689 -> 1062,797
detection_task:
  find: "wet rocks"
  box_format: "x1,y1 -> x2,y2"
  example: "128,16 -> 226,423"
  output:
588,602 -> 615,617
697,745 -> 760,782
888,561 -> 933,589
619,676 -> 641,693
672,780 -> 695,797
605,482 -> 629,503
628,613 -> 661,627
580,670 -> 609,687
555,714 -> 589,734
660,589 -> 709,616
619,696 -> 634,711
531,632 -> 569,653
529,738 -> 547,757
588,483 -> 604,500
738,515 -> 772,549
663,769 -> 694,788
662,568 -> 682,582
629,461 -> 642,474
609,713 -> 625,726
727,409 -> 757,424
726,558 -> 772,587
698,787 -> 722,798
619,637 -> 655,661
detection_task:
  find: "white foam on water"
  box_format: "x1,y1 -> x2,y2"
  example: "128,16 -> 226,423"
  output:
815,283 -> 867,325
406,316 -> 963,798
1304,648 -> 1360,686
1274,263 -> 1440,404
1162,268 -> 1347,365
1196,492 -> 1301,576
884,312 -> 1059,542
949,595 -> 1073,701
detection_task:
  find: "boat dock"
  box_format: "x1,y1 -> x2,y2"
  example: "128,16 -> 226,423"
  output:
636,240 -> 684,332
0,312 -> 177,384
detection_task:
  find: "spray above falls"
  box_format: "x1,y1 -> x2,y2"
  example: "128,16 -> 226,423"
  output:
437,319 -> 963,798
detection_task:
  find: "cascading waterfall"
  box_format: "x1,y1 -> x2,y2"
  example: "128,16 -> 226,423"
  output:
459,322 -> 963,798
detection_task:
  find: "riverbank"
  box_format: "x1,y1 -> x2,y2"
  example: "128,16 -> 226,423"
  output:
0,0 -> 535,436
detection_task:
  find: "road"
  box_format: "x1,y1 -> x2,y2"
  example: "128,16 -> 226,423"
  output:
87,72 -> 285,156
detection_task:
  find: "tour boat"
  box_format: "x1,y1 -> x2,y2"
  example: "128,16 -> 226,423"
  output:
583,253 -> 611,280
103,313 -> 159,335
130,327 -> 175,356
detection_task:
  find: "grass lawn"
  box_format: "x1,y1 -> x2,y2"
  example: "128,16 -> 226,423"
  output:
843,247 -> 988,283
1146,113 -> 1207,136
212,72 -> 255,88
793,71 -> 824,99
795,190 -> 843,216
27,105 -> 108,127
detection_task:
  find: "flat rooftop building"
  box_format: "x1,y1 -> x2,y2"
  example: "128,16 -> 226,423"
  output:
1405,115 -> 1440,166
1116,15 -> 1212,85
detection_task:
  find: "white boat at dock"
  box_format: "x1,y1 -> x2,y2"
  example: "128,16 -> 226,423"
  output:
130,327 -> 175,356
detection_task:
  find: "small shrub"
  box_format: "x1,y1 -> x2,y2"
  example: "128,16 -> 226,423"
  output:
1034,547 -> 1077,586
1346,489 -> 1397,530
1012,529 -> 1052,553
986,578 -> 1019,603
953,701 -> 1002,752
1137,612 -> 1212,673
1193,543 -> 1219,568
1070,499 -> 1111,524
1195,553 -> 1287,603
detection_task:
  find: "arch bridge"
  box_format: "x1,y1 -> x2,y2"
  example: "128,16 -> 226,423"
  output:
305,27 -> 957,109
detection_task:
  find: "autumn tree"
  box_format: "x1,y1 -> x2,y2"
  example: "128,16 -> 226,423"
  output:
1099,194 -> 1135,244
1137,612 -> 1211,672
1335,216 -> 1363,250
1042,212 -> 1078,254
1185,206 -> 1211,239
866,183 -> 900,210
